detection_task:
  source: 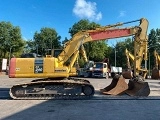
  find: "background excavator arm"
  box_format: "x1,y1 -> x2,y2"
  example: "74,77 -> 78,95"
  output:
151,50 -> 160,79
125,48 -> 148,78
125,49 -> 134,70
154,50 -> 160,69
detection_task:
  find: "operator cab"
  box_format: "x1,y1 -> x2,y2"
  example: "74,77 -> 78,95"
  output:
20,53 -> 42,58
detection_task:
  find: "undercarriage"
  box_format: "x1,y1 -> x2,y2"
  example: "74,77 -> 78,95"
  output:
10,78 -> 95,100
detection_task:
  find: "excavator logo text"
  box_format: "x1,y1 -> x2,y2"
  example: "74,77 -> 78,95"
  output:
34,65 -> 43,73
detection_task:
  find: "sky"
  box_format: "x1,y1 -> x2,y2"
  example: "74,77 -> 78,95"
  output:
0,0 -> 160,46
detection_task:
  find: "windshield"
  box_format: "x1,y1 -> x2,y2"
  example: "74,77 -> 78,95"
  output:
94,63 -> 103,68
84,61 -> 94,69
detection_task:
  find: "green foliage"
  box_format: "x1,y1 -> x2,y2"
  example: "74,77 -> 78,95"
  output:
27,27 -> 61,56
69,20 -> 100,37
148,28 -> 160,70
78,57 -> 85,67
85,41 -> 108,61
148,28 -> 160,52
0,21 -> 25,58
62,37 -> 69,46
108,38 -> 134,68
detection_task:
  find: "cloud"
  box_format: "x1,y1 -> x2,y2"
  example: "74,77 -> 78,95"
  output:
118,11 -> 126,17
73,0 -> 102,21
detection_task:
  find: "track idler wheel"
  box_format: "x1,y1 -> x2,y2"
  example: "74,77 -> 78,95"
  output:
126,76 -> 150,96
100,74 -> 128,95
82,85 -> 94,96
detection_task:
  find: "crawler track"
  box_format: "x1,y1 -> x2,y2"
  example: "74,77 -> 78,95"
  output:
10,78 -> 95,100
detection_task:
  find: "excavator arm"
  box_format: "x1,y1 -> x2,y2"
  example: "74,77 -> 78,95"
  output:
154,50 -> 160,69
152,50 -> 160,79
58,18 -> 148,75
125,49 -> 134,70
122,49 -> 134,79
124,48 -> 148,79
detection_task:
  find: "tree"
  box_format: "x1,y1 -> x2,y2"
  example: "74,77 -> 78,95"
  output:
62,37 -> 69,47
24,39 -> 35,53
69,20 -> 100,37
108,38 -> 134,68
32,27 -> 61,56
148,28 -> 160,70
68,19 -> 109,63
86,41 -> 109,61
0,21 -> 25,58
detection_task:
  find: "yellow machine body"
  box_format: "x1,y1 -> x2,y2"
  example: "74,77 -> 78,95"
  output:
9,58 -> 69,78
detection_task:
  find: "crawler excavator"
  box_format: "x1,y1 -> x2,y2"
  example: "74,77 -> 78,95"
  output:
9,18 -> 150,99
151,50 -> 160,79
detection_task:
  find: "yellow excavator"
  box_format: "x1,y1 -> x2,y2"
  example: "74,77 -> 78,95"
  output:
151,50 -> 160,79
122,48 -> 148,79
9,18 -> 150,99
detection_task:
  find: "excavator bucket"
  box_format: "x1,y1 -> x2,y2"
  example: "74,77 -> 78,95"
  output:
100,75 -> 128,95
125,80 -> 150,96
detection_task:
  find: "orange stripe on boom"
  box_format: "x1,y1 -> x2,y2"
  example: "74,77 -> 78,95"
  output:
89,29 -> 132,40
